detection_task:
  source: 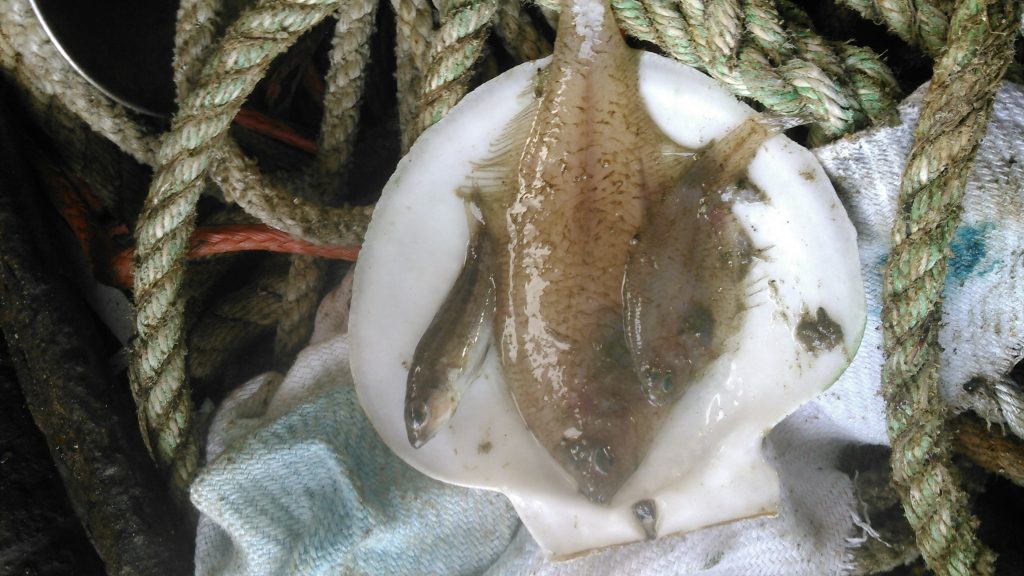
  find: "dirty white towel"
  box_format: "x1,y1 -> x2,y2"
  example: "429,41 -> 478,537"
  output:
190,282 -> 520,575
192,82 -> 1024,575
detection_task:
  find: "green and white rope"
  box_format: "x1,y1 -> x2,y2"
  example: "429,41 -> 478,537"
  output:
881,1 -> 1020,574
837,43 -> 901,126
131,0 -> 342,497
174,0 -> 225,106
392,0 -> 435,151
535,0 -> 899,139
494,0 -> 553,62
172,0 -> 375,370
208,139 -> 373,245
275,0 -> 379,365
316,0 -> 380,186
704,0 -> 743,59
743,0 -> 793,65
837,0 -> 951,57
413,0 -> 500,139
9,6 -> 1024,573
637,0 -> 701,66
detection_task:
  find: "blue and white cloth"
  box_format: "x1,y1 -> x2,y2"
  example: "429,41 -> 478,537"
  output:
191,280 -> 519,575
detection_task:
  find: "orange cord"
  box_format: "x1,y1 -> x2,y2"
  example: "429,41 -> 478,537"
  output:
234,108 -> 318,154
38,100 -> 354,290
44,167 -> 359,289
110,225 -> 359,287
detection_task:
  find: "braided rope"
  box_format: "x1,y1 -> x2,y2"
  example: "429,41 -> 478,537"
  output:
276,0 -> 378,366
208,139 -> 367,363
160,0 -> 377,478
393,0 -> 435,151
494,0 -> 553,62
111,225 -> 359,287
10,8 -> 1020,573
188,226 -> 359,259
413,0 -> 499,139
131,0 -> 341,496
837,0 -> 951,57
177,0 -> 317,378
881,1 -> 1019,574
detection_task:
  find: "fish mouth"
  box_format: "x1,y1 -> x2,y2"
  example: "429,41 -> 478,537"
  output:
561,435 -> 635,503
405,399 -> 447,449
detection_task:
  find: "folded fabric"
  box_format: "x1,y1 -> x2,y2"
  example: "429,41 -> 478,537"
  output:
193,82 -> 1024,575
191,279 -> 520,576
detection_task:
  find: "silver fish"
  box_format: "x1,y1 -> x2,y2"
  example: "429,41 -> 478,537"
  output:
404,218 -> 496,448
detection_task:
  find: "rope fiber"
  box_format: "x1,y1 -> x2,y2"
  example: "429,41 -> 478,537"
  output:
881,1 -> 1020,574
130,0 -> 343,498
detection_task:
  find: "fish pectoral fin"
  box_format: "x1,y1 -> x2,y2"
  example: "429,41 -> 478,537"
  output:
405,227 -> 497,448
682,116 -> 777,193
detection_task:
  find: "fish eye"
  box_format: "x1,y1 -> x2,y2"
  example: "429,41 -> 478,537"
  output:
592,446 -> 614,475
642,371 -> 674,405
406,403 -> 429,430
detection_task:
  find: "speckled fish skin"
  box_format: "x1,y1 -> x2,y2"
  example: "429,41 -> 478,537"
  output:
623,118 -> 773,407
405,225 -> 496,448
485,0 -> 692,503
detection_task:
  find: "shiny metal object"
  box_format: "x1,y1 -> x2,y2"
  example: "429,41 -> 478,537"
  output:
29,0 -> 177,116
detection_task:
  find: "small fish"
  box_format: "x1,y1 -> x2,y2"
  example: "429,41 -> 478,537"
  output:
623,117 -> 774,406
404,217 -> 496,448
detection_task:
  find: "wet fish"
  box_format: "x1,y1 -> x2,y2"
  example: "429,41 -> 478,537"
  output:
408,0 -> 775,503
471,0 -> 694,502
623,118 -> 774,406
405,218 -> 496,448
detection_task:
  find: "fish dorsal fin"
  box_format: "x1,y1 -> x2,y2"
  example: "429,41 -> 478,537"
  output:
458,80 -> 540,238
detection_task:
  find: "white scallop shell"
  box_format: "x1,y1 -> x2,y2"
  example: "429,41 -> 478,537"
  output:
349,52 -> 865,559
